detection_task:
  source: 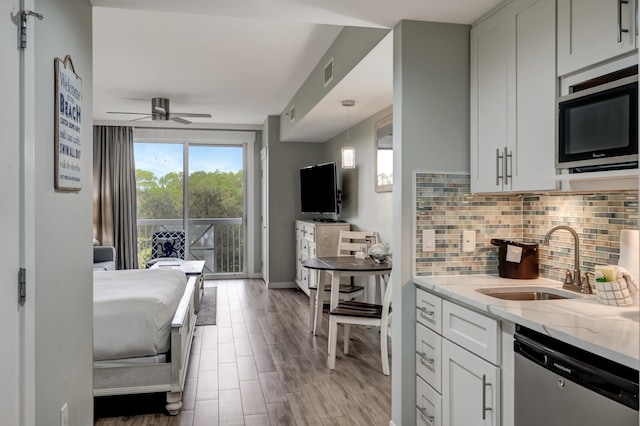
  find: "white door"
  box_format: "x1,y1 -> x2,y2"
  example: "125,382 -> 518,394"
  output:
260,147 -> 269,283
1,0 -> 32,424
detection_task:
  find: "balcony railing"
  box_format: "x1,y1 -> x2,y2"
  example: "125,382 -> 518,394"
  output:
137,218 -> 244,275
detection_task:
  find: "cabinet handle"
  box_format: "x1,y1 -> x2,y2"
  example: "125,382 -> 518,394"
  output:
482,374 -> 492,420
416,351 -> 435,367
619,0 -> 630,42
504,147 -> 512,186
416,405 -> 435,424
495,148 -> 504,186
416,306 -> 435,319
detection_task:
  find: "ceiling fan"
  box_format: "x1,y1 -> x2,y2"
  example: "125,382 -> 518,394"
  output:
107,97 -> 212,124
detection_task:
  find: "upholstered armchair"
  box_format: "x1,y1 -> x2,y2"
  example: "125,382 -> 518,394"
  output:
94,246 -> 116,271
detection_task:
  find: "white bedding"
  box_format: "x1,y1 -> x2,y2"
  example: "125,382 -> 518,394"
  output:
93,268 -> 187,361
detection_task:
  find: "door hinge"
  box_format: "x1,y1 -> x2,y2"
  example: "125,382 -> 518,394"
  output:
18,10 -> 44,50
18,268 -> 26,306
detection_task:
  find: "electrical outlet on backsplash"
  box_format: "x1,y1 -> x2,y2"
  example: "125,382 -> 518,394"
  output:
414,172 -> 638,282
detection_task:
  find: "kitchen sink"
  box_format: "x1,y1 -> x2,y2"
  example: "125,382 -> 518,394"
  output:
476,286 -> 581,301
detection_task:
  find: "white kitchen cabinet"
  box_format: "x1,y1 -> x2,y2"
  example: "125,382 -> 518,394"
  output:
417,375 -> 442,426
470,0 -> 557,193
294,220 -> 349,295
557,0 -> 637,77
442,339 -> 500,426
415,287 -> 502,426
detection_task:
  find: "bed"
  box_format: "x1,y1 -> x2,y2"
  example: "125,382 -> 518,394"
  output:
92,268 -> 198,415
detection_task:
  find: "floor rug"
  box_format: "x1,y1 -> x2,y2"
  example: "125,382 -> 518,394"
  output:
196,286 -> 217,326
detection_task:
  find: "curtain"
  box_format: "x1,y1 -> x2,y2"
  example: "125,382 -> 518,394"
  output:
93,126 -> 138,269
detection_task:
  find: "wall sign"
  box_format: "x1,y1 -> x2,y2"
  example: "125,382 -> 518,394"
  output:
54,55 -> 82,191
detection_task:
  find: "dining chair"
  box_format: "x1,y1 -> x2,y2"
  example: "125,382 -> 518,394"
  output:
328,276 -> 392,375
310,230 -> 378,334
337,230 -> 385,303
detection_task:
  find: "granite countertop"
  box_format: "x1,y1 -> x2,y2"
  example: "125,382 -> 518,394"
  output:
413,274 -> 639,370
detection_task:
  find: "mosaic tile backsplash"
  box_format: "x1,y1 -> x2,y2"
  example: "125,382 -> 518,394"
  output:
415,173 -> 638,283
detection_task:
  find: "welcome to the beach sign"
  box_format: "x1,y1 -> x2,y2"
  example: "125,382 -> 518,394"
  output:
54,55 -> 82,191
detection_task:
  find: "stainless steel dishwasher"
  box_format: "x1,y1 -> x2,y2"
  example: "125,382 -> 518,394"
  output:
514,325 -> 638,426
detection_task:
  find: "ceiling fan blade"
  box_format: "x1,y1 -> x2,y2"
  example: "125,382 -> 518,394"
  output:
170,116 -> 192,124
130,115 -> 153,122
170,112 -> 212,118
107,111 -> 150,115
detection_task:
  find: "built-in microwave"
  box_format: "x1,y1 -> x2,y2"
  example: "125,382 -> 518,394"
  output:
557,73 -> 638,173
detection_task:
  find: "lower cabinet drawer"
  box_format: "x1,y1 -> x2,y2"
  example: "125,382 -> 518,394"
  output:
416,375 -> 441,426
416,288 -> 442,333
416,322 -> 441,392
442,300 -> 500,364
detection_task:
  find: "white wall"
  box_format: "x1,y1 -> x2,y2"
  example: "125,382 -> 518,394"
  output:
33,0 -> 94,424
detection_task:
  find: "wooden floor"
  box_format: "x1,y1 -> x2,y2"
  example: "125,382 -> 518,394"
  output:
94,279 -> 392,425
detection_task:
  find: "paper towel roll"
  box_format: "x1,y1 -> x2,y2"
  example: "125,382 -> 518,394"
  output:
618,229 -> 639,284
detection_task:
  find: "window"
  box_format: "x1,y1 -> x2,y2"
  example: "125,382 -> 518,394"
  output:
134,139 -> 246,276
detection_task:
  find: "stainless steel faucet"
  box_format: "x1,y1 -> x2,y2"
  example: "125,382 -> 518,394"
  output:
543,225 -> 592,294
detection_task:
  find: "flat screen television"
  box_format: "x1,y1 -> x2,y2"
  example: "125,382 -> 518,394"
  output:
300,162 -> 339,215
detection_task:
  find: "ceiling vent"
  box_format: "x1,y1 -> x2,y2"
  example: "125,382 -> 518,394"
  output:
289,104 -> 296,123
324,57 -> 334,88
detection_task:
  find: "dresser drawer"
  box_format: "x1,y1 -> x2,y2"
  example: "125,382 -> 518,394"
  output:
416,288 -> 442,333
442,300 -> 500,364
416,322 -> 441,392
416,375 -> 441,426
302,223 -> 315,241
301,267 -> 310,287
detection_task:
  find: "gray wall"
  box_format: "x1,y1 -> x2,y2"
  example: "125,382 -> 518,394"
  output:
326,106 -> 393,242
391,20 -> 470,425
34,0 -> 94,424
280,27 -> 390,141
263,116 -> 325,286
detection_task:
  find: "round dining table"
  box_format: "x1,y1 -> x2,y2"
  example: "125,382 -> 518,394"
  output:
301,256 -> 392,337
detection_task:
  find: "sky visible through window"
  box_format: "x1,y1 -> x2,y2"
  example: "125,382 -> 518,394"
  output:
134,143 -> 243,177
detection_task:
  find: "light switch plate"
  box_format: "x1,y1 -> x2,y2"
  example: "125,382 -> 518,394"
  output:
422,229 -> 436,252
462,230 -> 475,253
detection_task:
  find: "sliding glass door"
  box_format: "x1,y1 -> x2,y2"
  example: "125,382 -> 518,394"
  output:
135,141 -> 246,277
187,145 -> 244,275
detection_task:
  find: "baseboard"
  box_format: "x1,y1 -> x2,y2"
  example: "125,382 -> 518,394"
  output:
266,281 -> 297,290
247,272 -> 262,279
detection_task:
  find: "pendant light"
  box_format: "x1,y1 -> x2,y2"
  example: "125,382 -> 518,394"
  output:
341,100 -> 356,169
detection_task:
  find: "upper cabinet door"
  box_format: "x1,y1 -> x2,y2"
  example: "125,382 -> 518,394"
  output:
470,0 -> 557,193
558,0 -> 637,76
512,0 -> 558,192
470,6 -> 514,193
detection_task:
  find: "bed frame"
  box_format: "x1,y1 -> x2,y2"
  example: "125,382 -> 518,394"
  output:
93,276 -> 198,415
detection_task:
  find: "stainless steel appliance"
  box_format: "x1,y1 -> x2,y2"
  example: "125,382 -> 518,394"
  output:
557,72 -> 638,173
514,326 -> 638,426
